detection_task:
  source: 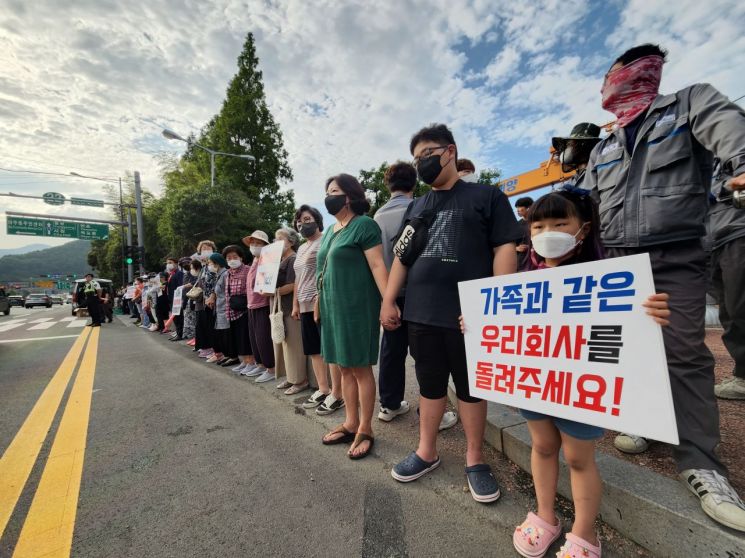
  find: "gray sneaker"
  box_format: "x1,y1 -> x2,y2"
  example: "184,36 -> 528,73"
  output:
614,433 -> 649,454
715,377 -> 745,400
316,394 -> 344,415
439,411 -> 458,431
243,365 -> 264,378
255,370 -> 275,383
681,469 -> 745,532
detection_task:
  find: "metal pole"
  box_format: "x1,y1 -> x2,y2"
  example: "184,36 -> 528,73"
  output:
119,178 -> 126,287
210,152 -> 215,188
126,209 -> 134,282
134,171 -> 145,274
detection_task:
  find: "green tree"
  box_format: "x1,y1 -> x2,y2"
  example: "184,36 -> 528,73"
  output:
191,33 -> 295,225
476,167 -> 501,185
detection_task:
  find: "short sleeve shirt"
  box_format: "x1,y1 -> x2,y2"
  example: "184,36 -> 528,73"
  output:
275,253 -> 296,313
403,180 -> 522,329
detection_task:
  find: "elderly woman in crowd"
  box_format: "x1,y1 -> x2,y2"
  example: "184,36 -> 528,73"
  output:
292,205 -> 344,415
183,258 -> 201,345
272,227 -> 309,395
219,245 -> 254,369
242,230 -> 276,383
205,253 -> 229,363
318,174 -> 388,460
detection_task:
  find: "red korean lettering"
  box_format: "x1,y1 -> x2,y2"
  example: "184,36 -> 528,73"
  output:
540,369 -> 573,406
494,364 -> 516,394
524,325 -> 551,357
572,374 -> 607,413
551,325 -> 587,360
502,325 -> 523,355
480,325 -> 500,354
475,361 -> 494,390
516,366 -> 542,398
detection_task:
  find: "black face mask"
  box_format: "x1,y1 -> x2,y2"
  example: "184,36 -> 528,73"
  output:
416,154 -> 445,185
325,194 -> 347,215
559,142 -> 592,173
299,222 -> 318,238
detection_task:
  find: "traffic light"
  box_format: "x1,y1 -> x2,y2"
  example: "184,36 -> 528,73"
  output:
134,246 -> 145,268
125,246 -> 134,266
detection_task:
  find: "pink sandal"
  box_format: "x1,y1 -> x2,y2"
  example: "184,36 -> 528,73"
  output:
555,533 -> 601,558
513,512 -> 562,557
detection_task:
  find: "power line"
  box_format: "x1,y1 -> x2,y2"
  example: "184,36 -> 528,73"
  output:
0,153 -> 121,175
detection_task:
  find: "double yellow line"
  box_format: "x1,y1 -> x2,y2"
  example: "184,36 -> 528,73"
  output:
0,326 -> 100,557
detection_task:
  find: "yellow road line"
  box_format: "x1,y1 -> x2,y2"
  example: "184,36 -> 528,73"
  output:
13,326 -> 100,558
0,328 -> 91,540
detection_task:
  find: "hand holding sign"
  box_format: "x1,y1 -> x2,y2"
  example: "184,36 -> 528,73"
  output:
458,253 -> 678,445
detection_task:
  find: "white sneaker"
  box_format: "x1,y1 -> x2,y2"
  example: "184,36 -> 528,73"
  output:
614,433 -> 649,454
302,390 -> 329,409
439,411 -> 458,431
231,362 -> 247,373
243,365 -> 263,378
378,401 -> 411,422
680,469 -> 745,532
255,370 -> 275,383
715,377 -> 745,400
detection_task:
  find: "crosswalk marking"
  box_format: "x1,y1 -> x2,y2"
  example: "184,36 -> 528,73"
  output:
29,318 -> 54,324
58,317 -> 77,322
66,320 -> 88,328
27,322 -> 56,331
0,323 -> 26,333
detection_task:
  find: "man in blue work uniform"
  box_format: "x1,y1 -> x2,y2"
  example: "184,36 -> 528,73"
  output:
586,43 -> 745,531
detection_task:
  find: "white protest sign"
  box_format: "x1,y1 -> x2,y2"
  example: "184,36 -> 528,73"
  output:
124,286 -> 136,299
171,286 -> 184,316
253,241 -> 284,294
458,253 -> 678,444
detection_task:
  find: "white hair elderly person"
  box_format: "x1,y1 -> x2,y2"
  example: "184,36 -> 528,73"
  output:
272,226 -> 310,394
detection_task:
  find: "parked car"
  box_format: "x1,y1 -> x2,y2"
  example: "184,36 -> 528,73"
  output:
25,293 -> 52,309
71,278 -> 114,316
65,294 -> 73,304
0,288 -> 9,315
8,295 -> 25,307
50,295 -> 64,305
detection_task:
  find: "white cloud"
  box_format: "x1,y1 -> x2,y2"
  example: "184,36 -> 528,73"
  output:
0,0 -> 743,252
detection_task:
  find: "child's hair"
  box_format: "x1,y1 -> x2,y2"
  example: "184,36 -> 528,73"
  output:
524,187 -> 604,269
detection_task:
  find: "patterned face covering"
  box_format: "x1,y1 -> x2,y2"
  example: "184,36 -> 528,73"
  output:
601,55 -> 663,128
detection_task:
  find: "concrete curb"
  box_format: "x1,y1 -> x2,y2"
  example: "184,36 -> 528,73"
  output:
448,389 -> 745,557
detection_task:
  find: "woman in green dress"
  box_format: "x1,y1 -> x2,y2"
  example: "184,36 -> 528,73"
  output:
317,174 -> 388,459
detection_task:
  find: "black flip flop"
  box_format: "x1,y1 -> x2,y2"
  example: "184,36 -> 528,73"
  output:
322,425 -> 355,445
348,433 -> 374,460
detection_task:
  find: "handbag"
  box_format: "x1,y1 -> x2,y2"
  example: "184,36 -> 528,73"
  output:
229,294 -> 248,311
186,286 -> 203,300
393,192 -> 448,267
270,293 -> 285,344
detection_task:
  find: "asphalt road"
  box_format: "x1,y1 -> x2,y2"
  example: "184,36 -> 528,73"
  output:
0,307 -> 643,557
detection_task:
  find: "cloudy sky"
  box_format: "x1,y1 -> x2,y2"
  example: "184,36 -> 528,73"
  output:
1,0 -> 744,251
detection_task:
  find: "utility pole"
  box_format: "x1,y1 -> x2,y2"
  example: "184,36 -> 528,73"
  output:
126,209 -> 134,282
134,171 -> 145,274
119,177 -> 127,287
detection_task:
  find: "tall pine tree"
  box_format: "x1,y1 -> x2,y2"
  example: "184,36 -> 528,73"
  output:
204,33 -> 295,226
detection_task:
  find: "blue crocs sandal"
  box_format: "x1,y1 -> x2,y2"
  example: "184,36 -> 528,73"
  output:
391,452 -> 441,482
465,464 -> 501,503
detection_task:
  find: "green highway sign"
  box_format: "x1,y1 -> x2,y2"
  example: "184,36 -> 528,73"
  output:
43,192 -> 66,206
7,216 -> 109,240
71,197 -> 105,208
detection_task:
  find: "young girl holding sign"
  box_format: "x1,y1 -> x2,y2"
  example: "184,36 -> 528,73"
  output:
511,188 -> 670,558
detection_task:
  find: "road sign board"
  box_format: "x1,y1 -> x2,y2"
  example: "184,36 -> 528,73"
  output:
71,197 -> 105,208
6,216 -> 109,240
43,192 -> 66,205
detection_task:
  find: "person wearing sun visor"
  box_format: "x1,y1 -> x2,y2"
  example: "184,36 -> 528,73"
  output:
551,122 -> 602,189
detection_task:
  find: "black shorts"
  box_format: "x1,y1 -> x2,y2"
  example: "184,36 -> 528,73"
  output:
300,311 -> 321,356
408,321 -> 480,404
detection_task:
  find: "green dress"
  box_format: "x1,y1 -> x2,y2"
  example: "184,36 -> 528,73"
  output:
317,215 -> 382,367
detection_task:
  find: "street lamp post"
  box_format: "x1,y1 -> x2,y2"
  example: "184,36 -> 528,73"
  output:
161,128 -> 255,188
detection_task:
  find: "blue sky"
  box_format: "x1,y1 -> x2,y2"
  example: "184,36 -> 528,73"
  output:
1,0 -> 744,251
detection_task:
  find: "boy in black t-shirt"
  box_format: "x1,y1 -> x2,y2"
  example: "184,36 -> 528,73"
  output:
381,124 -> 521,502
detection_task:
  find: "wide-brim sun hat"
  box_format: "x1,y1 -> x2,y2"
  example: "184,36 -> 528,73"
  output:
241,230 -> 270,247
551,122 -> 602,153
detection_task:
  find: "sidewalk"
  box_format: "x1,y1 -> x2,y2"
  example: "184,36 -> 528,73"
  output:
457,327 -> 745,557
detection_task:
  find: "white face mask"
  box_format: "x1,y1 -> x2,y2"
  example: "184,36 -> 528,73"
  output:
166,263 -> 175,271
531,229 -> 584,259
227,259 -> 242,269
249,245 -> 262,257
200,249 -> 213,257
190,269 -> 199,277
208,264 -> 218,273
